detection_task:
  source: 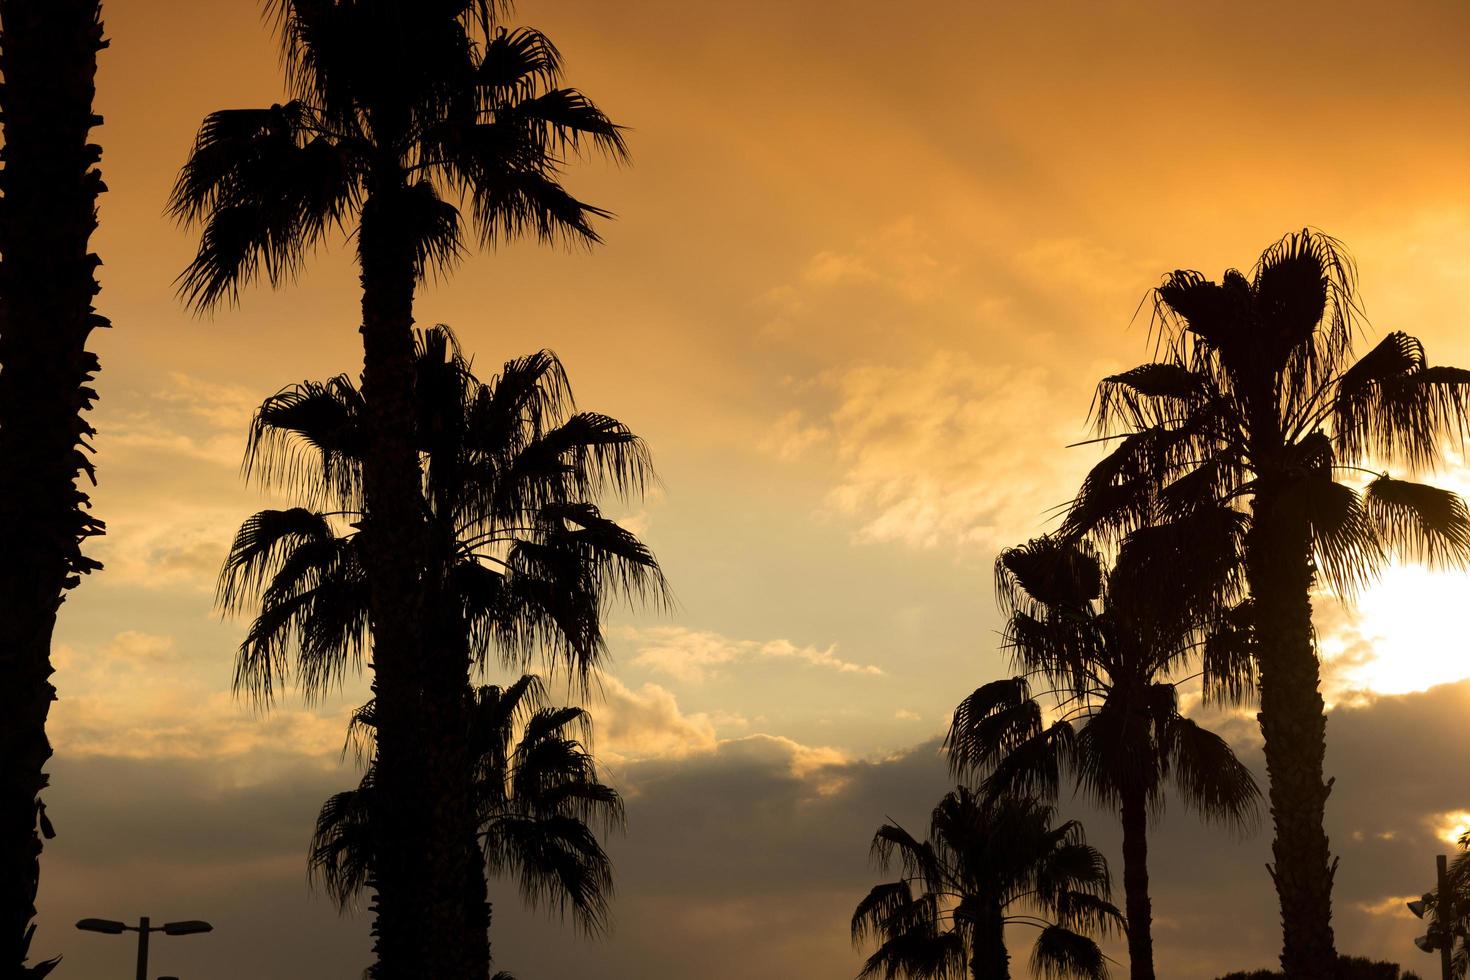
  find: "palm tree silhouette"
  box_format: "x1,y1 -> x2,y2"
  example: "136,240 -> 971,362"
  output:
947,534 -> 1259,980
311,676 -> 623,973
852,788 -> 1121,980
1064,229 -> 1470,977
0,1 -> 108,973
218,327 -> 662,971
170,4 -> 625,973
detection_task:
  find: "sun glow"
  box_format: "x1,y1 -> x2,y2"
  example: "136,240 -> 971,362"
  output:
1320,565 -> 1470,699
1431,811 -> 1470,846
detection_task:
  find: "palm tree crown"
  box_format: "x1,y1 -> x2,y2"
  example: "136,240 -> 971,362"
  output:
169,1 -> 626,309
947,534 -> 1259,980
219,325 -> 667,702
852,789 -> 1121,980
1066,229 -> 1470,591
311,675 -> 623,934
1062,229 -> 1470,977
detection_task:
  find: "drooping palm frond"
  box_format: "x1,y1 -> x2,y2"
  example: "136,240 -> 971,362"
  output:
169,102 -> 358,309
309,773 -> 375,909
945,678 -> 1045,776
243,377 -> 367,506
1031,924 -> 1111,980
484,812 -> 614,934
1363,476 -> 1470,568
1160,716 -> 1260,833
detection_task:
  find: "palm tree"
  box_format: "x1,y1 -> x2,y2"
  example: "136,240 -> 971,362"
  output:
311,677 -> 622,944
170,5 -> 626,974
0,1 -> 108,973
218,327 -> 662,972
852,788 -> 1122,980
947,534 -> 1259,980
1063,229 -> 1470,977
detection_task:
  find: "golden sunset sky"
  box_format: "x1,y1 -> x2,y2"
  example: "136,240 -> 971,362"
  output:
33,0 -> 1470,977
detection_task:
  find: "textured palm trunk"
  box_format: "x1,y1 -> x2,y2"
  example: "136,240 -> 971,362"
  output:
1119,788 -> 1156,980
356,196 -> 483,980
970,902 -> 1011,980
1247,489 -> 1336,979
0,1 -> 107,974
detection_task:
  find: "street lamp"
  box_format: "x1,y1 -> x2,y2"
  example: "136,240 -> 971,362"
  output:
1407,854 -> 1462,980
76,916 -> 213,980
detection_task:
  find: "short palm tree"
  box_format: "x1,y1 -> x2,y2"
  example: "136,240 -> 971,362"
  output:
1063,229 -> 1470,978
947,534 -> 1259,980
219,327 -> 662,972
311,676 -> 623,965
171,5 -> 626,973
0,1 -> 108,973
852,788 -> 1122,980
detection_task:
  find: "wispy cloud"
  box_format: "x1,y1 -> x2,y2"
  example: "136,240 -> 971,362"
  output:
623,625 -> 883,683
773,350 -> 1094,551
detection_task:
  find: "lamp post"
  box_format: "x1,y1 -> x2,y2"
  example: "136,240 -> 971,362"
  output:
1407,854 -> 1458,980
76,916 -> 213,980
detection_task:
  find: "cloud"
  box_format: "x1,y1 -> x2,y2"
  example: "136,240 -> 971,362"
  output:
88,501 -> 242,592
50,632 -> 354,774
773,350 -> 1094,551
101,372 -> 258,470
624,625 -> 883,683
595,676 -> 721,765
29,680 -> 1470,979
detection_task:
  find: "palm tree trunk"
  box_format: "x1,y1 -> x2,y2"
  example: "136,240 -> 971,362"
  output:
970,903 -> 1011,980
1247,492 -> 1337,979
1119,787 -> 1156,980
0,1 -> 107,973
356,193 -> 482,980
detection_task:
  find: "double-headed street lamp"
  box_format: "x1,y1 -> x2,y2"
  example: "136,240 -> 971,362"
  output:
1407,854 -> 1466,980
76,916 -> 212,980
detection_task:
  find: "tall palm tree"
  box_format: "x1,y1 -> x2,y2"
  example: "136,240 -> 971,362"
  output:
1063,229 -> 1470,977
218,327 -> 662,972
311,677 -> 623,947
852,788 -> 1122,980
0,1 -> 108,973
171,5 -> 626,973
947,534 -> 1260,980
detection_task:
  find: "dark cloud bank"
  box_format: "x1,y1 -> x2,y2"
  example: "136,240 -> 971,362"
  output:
33,681 -> 1470,979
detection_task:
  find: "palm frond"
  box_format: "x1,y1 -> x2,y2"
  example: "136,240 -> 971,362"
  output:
483,813 -> 615,934
1253,228 -> 1362,416
1030,924 -> 1110,980
1364,476 -> 1470,569
478,26 -> 563,98
995,537 -> 1103,618
244,376 -> 367,505
170,102 -> 358,310
1271,474 -> 1381,598
982,721 -> 1078,803
1092,363 -> 1206,434
945,678 -> 1043,777
1161,716 -> 1260,832
308,775 -> 375,910
1200,601 -> 1257,706
217,507 -> 337,612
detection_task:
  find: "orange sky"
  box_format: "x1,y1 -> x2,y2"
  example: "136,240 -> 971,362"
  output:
28,0 -> 1470,977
